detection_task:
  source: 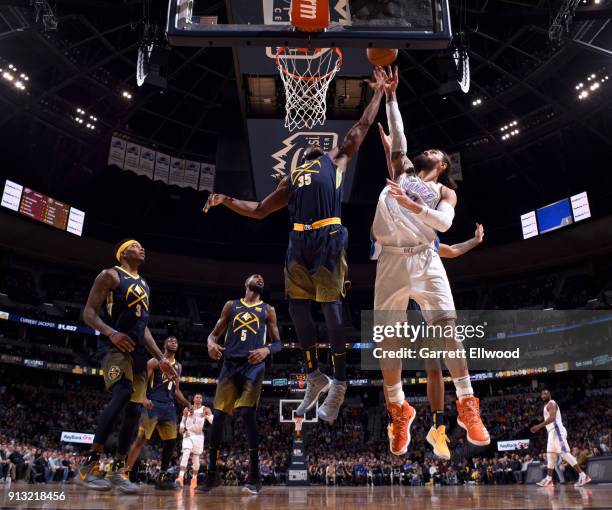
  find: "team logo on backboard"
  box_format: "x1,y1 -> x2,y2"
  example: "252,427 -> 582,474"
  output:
271,131 -> 338,181
107,365 -> 121,381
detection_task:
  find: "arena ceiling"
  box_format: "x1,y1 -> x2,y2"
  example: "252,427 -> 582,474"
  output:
0,0 -> 611,262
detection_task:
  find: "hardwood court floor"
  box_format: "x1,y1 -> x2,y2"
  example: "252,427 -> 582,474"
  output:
1,483 -> 611,510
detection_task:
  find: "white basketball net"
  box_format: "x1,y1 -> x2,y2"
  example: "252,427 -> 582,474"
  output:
276,47 -> 342,132
294,416 -> 304,433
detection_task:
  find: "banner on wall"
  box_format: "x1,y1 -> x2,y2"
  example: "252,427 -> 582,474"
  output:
449,152 -> 463,182
138,148 -> 156,178
107,136 -> 127,168
123,143 -> 142,173
169,158 -> 185,187
107,134 -> 214,190
199,164 -> 216,192
184,161 -> 201,189
154,152 -> 170,183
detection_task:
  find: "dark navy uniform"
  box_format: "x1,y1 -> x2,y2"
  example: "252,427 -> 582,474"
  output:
100,266 -> 151,403
214,299 -> 269,415
140,360 -> 181,440
285,153 -> 349,302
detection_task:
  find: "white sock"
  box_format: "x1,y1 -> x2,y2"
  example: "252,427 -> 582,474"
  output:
385,383 -> 405,404
453,375 -> 474,400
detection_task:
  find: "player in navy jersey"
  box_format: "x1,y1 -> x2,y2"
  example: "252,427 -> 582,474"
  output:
78,239 -> 176,494
198,274 -> 281,494
125,336 -> 191,490
203,68 -> 388,423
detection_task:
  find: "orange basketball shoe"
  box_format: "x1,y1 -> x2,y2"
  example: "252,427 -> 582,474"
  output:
456,396 -> 490,446
387,401 -> 416,455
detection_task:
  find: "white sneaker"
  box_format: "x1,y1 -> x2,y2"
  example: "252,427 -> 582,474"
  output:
536,477 -> 553,487
295,371 -> 331,416
574,473 -> 592,487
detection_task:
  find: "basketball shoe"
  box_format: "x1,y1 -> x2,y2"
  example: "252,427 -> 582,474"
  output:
155,471 -> 177,490
295,370 -> 331,416
387,401 -> 416,455
244,473 -> 262,494
537,476 -> 554,487
575,473 -> 592,487
76,456 -> 111,491
456,396 -> 490,446
108,460 -> 139,494
426,425 -> 451,460
196,471 -> 222,493
317,380 -> 347,423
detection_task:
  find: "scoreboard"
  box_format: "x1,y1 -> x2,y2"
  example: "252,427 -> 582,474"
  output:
1,180 -> 85,236
289,373 -> 308,393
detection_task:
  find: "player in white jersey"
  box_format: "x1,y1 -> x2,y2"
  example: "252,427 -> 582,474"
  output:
372,66 -> 490,456
530,389 -> 591,487
177,394 -> 213,488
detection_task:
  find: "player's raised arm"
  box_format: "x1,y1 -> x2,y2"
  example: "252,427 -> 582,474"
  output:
207,300 -> 233,360
329,67 -> 386,168
438,224 -> 484,259
83,269 -> 135,353
203,177 -> 290,219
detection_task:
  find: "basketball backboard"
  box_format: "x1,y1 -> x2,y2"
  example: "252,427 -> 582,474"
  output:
279,399 -> 319,423
167,0 -> 452,49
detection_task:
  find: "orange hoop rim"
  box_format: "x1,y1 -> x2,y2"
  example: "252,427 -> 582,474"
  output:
275,47 -> 343,82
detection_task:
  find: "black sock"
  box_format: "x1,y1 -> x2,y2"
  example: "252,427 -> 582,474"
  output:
243,407 -> 259,477
208,410 -> 226,475
117,401 -> 141,457
289,299 -> 319,373
93,379 -> 132,446
161,439 -> 176,471
433,411 -> 445,429
321,301 -> 346,381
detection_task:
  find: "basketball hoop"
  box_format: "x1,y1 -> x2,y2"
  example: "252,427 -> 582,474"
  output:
276,47 -> 343,131
294,416 -> 305,438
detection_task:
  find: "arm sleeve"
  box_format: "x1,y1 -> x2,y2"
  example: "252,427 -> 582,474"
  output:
267,338 -> 281,355
385,95 -> 407,154
417,201 -> 455,233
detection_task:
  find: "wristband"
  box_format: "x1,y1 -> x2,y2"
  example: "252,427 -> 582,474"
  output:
109,330 -> 118,339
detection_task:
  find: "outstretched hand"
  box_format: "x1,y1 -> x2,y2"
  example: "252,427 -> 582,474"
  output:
383,65 -> 399,96
364,66 -> 387,93
203,193 -> 226,213
475,223 -> 484,243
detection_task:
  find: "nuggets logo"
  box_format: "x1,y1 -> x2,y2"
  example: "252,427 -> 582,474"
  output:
271,131 -> 338,182
107,365 -> 121,380
126,283 -> 149,312
233,311 -> 261,337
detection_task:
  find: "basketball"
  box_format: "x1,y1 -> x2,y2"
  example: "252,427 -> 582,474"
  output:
367,48 -> 398,67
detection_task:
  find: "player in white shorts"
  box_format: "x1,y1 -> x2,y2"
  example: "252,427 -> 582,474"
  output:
178,393 -> 213,488
372,66 -> 489,456
530,389 -> 591,487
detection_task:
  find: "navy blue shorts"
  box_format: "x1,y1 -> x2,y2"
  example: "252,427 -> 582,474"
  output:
140,400 -> 177,440
285,225 -> 349,302
214,360 -> 264,415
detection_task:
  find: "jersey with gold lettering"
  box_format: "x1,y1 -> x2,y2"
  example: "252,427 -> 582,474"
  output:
99,266 -> 150,356
224,299 -> 267,360
287,153 -> 343,224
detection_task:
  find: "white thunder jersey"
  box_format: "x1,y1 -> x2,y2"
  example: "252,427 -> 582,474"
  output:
183,406 -> 206,438
544,400 -> 567,435
372,173 -> 443,247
